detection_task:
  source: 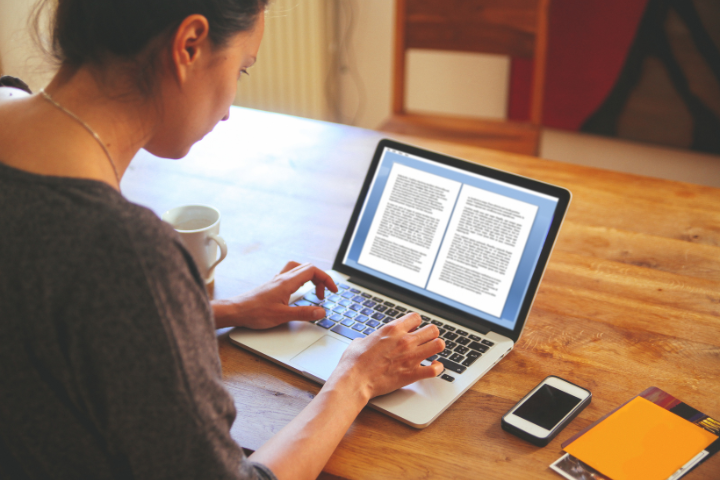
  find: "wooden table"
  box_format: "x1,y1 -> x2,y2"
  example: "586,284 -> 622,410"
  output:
122,107 -> 720,479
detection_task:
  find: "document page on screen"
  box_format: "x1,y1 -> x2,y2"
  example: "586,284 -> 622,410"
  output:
357,162 -> 538,318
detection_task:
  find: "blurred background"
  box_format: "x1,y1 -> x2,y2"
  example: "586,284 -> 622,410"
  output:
2,0 -> 719,187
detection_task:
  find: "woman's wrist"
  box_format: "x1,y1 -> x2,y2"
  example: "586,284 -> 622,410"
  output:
323,362 -> 373,409
211,298 -> 245,329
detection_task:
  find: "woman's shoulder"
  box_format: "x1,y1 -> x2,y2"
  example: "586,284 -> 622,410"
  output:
1,164 -> 193,283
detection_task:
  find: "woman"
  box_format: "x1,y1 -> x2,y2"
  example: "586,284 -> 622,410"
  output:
0,1 -> 445,479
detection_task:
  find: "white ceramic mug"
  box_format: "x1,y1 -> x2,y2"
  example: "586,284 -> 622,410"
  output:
162,205 -> 228,284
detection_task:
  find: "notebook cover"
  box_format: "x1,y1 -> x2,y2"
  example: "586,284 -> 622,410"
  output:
552,387 -> 720,480
563,396 -> 717,480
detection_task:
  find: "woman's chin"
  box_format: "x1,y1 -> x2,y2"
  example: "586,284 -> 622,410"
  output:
143,143 -> 192,160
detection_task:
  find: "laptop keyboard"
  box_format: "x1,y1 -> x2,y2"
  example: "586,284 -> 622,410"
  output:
291,282 -> 495,382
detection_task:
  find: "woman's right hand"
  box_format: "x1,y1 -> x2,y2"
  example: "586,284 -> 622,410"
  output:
249,313 -> 446,480
327,313 -> 446,402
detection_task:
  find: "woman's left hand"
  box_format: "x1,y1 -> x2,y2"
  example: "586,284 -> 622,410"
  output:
211,261 -> 337,330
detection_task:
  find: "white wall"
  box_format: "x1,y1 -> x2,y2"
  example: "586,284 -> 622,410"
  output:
0,0 -> 55,91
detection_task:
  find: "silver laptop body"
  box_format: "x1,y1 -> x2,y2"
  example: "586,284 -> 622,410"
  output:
230,139 -> 571,428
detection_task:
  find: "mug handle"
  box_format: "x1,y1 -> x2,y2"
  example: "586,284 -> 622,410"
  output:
207,233 -> 228,275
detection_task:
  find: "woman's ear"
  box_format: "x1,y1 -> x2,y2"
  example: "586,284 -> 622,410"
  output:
171,14 -> 211,84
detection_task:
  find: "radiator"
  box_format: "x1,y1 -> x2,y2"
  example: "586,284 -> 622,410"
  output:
233,0 -> 335,121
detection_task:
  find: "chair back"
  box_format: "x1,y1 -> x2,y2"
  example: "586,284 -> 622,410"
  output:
392,0 -> 550,124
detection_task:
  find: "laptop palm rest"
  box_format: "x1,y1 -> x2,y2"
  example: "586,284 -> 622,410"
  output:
290,335 -> 349,382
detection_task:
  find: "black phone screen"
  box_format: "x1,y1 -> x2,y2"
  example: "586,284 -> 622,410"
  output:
514,384 -> 582,430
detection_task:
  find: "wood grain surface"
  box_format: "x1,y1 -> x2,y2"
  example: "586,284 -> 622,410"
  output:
404,0 -> 542,57
122,107 -> 720,479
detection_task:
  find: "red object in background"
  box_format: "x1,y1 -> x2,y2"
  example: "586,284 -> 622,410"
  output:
509,0 -> 649,131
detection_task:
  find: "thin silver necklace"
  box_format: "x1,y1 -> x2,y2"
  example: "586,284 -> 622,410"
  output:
40,89 -> 120,186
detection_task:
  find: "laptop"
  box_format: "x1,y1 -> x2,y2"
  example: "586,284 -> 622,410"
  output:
229,139 -> 571,428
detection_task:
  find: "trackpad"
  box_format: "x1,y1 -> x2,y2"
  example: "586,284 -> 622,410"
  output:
290,335 -> 349,382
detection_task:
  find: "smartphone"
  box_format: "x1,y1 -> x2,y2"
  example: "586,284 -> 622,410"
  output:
501,376 -> 591,447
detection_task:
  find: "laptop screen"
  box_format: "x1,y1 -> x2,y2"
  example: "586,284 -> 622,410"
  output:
336,140 -> 570,337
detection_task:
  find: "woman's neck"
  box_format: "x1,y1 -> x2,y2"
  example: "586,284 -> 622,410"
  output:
0,65 -> 157,190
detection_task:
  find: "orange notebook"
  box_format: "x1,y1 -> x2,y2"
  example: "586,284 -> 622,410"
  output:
564,396 -> 718,480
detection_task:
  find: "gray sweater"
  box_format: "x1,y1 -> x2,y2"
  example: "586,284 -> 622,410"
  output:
0,162 -> 276,480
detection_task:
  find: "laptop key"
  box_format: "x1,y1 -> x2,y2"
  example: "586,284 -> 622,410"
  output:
421,315 -> 430,321
372,296 -> 383,302
332,305 -> 345,313
382,317 -> 393,324
444,325 -> 456,332
363,327 -> 376,335
441,374 -> 455,382
456,337 -> 470,346
469,334 -> 481,341
356,315 -> 369,323
352,323 -> 366,332
443,332 -> 458,341
303,292 -> 322,304
316,319 -> 335,329
481,339 -> 495,347
350,303 -> 363,312
329,294 -> 342,302
438,357 -> 467,374
362,300 -> 376,308
455,345 -> 469,355
437,328 -> 447,336
462,357 -> 478,367
293,300 -> 313,307
341,291 -> 354,299
383,301 -> 395,307
437,349 -> 451,358
352,295 -> 365,303
361,292 -> 372,298
450,353 -> 464,363
468,341 -> 489,353
371,312 -> 385,321
338,283 -> 350,289
396,306 -> 407,312
330,314 -> 344,322
375,305 -> 388,313
467,351 -> 482,359
426,355 -> 438,362
385,309 -> 399,317
344,310 -> 358,318
332,324 -> 365,340
366,319 -> 380,328
360,308 -> 374,316
339,299 -> 352,307
431,320 -> 443,326
456,330 -> 468,336
341,318 -> 354,327
445,341 -> 457,350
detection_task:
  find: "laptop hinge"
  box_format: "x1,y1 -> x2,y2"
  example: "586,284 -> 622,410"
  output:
347,276 -> 492,335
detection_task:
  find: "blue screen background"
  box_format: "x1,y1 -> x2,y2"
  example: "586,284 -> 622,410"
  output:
343,149 -> 559,330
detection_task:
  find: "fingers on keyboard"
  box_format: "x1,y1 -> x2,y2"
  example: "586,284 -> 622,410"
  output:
295,283 -> 494,370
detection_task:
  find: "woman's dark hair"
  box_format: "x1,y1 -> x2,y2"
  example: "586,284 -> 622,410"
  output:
33,0 -> 268,94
